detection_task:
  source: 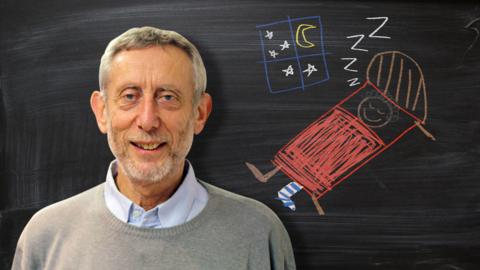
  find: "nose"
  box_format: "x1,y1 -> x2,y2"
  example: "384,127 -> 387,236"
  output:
137,97 -> 160,132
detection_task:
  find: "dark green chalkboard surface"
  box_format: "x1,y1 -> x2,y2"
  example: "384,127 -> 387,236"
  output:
1,0 -> 479,269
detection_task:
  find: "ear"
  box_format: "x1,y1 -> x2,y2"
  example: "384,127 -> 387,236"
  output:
194,93 -> 212,135
90,90 -> 108,134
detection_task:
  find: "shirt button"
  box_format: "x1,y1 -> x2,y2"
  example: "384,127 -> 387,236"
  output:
132,209 -> 142,220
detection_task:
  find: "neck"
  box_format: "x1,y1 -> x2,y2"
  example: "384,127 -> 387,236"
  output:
115,161 -> 186,211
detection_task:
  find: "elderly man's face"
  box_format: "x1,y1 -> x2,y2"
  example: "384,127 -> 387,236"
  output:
91,45 -> 211,183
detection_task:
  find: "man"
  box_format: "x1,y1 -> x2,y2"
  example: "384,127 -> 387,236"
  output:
12,26 -> 296,269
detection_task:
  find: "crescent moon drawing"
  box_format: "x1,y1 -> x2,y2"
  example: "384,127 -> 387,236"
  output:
295,24 -> 317,48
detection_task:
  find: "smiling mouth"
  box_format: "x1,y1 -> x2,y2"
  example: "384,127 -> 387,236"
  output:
362,109 -> 383,123
131,142 -> 166,151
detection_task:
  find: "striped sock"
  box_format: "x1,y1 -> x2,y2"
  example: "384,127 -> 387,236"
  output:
275,181 -> 303,211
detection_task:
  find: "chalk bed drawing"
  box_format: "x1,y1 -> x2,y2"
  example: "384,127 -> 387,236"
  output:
256,16 -> 330,93
366,51 -> 428,123
247,51 -> 435,215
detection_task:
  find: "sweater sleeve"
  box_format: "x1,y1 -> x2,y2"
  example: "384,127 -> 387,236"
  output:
269,218 -> 296,270
247,213 -> 297,270
11,209 -> 51,270
11,223 -> 41,270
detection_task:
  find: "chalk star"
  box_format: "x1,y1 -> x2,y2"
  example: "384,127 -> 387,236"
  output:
265,30 -> 273,40
268,50 -> 279,58
279,40 -> 290,51
282,65 -> 294,77
302,64 -> 317,77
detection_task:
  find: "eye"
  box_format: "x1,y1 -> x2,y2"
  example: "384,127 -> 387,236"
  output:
156,91 -> 181,109
125,93 -> 136,101
161,95 -> 174,101
157,92 -> 179,103
119,88 -> 140,105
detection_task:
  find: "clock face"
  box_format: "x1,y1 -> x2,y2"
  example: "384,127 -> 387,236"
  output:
357,96 -> 394,128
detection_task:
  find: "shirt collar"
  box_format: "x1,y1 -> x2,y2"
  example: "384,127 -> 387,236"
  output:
104,159 -> 206,227
104,161 -> 130,223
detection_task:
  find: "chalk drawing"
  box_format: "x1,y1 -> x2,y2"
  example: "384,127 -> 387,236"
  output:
366,17 -> 391,39
461,17 -> 480,64
302,64 -> 317,77
341,58 -> 359,72
282,65 -> 295,77
257,16 -> 329,94
268,50 -> 279,58
347,34 -> 368,52
247,51 -> 435,215
347,78 -> 361,87
296,24 -> 317,48
366,51 -> 428,124
342,16 -> 391,87
357,91 -> 399,128
265,30 -> 274,40
280,40 -> 291,51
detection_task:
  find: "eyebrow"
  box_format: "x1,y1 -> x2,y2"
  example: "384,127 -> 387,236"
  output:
118,84 -> 141,92
155,85 -> 182,96
117,84 -> 180,93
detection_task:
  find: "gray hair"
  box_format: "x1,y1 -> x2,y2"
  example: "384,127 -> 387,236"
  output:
99,26 -> 207,104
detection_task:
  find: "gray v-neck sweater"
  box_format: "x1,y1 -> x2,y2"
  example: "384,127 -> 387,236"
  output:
12,181 -> 296,270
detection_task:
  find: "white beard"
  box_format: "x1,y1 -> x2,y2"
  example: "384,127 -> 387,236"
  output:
106,116 -> 194,184
116,149 -> 175,183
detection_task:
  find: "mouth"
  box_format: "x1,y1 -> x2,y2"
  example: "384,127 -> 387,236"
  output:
130,141 -> 167,151
362,109 -> 383,123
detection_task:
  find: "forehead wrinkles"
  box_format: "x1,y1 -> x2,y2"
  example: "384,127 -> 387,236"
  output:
109,46 -> 195,91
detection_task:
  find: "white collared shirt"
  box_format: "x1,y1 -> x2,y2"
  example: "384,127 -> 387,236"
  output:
104,160 -> 208,228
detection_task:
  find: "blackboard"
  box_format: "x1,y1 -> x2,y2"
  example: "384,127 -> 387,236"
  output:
1,0 -> 479,269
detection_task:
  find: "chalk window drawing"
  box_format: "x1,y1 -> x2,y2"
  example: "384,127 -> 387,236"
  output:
246,51 -> 434,215
256,16 -> 330,94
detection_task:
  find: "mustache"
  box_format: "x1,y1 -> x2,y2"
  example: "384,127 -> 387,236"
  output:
128,132 -> 170,143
